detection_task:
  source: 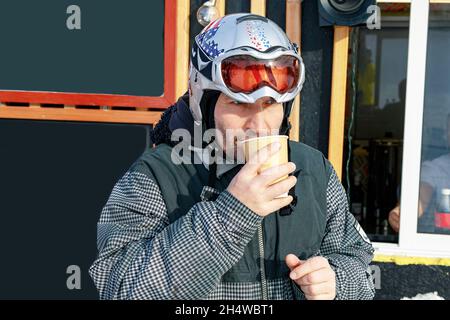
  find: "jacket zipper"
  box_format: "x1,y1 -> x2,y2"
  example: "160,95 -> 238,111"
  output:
258,223 -> 268,300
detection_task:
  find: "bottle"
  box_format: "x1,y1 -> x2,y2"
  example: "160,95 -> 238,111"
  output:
361,206 -> 367,228
351,174 -> 363,222
382,219 -> 389,236
435,188 -> 450,230
375,208 -> 381,234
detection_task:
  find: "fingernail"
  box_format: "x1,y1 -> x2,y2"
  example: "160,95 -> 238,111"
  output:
290,271 -> 297,280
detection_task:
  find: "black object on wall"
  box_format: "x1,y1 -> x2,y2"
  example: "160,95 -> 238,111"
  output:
0,119 -> 151,299
300,0 -> 334,157
319,0 -> 376,27
226,0 -> 251,14
266,0 -> 286,31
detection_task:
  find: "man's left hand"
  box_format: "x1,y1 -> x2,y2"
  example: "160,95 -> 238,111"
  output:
285,254 -> 336,300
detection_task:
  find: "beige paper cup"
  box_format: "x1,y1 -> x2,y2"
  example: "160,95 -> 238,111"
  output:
241,135 -> 289,197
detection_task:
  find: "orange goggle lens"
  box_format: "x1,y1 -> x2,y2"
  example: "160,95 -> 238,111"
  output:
221,55 -> 300,94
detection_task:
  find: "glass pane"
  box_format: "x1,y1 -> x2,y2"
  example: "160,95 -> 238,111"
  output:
418,3 -> 450,235
343,3 -> 411,243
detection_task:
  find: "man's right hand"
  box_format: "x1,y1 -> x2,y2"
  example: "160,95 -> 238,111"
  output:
227,142 -> 297,217
388,205 -> 400,233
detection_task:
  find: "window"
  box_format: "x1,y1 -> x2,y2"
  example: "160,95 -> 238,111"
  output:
343,0 -> 450,257
417,3 -> 450,236
382,0 -> 450,256
344,3 -> 410,244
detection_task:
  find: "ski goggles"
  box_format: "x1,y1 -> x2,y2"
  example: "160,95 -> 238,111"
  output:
221,54 -> 301,95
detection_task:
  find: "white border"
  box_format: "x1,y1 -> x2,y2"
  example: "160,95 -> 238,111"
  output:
398,0 -> 429,249
374,242 -> 450,258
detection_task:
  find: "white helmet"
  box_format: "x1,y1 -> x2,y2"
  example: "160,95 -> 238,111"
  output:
188,13 -> 305,127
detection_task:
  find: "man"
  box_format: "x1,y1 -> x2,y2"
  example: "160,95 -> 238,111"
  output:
89,13 -> 375,300
389,114 -> 450,234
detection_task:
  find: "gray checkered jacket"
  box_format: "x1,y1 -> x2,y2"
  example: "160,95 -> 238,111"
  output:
89,144 -> 375,300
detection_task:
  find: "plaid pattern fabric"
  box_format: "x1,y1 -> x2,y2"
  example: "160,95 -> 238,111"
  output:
205,278 -> 296,300
89,162 -> 375,300
319,167 -> 375,300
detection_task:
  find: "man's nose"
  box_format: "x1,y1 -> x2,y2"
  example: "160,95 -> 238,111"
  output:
244,105 -> 268,133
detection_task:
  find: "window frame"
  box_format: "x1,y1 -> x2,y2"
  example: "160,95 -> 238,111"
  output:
372,0 -> 450,258
327,0 -> 450,257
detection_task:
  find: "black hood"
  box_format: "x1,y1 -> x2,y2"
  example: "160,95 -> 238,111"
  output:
150,92 -> 190,146
150,90 -> 221,146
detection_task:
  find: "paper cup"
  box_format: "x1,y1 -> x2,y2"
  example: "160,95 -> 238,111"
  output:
241,135 -> 289,198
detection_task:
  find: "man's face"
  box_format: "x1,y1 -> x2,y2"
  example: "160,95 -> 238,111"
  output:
214,93 -> 284,160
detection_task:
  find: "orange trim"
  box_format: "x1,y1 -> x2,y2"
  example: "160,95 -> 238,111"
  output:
251,0 -> 266,16
328,26 -> 350,180
0,106 -> 162,125
286,0 -> 302,142
175,0 -> 190,98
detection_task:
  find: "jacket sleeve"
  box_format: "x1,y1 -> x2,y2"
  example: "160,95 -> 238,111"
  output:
89,168 -> 262,300
292,164 -> 375,300
319,165 -> 375,299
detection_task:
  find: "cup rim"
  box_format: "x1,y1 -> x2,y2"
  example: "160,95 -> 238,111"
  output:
239,135 -> 289,144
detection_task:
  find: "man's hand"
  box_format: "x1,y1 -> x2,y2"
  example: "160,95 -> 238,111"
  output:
388,205 -> 400,233
285,254 -> 336,300
227,142 -> 297,217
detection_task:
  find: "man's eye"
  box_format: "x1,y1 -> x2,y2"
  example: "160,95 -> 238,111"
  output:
231,100 -> 243,105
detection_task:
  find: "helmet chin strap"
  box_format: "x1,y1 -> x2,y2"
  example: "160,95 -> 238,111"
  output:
198,90 -> 221,188
280,98 -> 294,135
279,98 -> 298,216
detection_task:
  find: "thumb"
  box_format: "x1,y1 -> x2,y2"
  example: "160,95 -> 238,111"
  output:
285,254 -> 304,270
